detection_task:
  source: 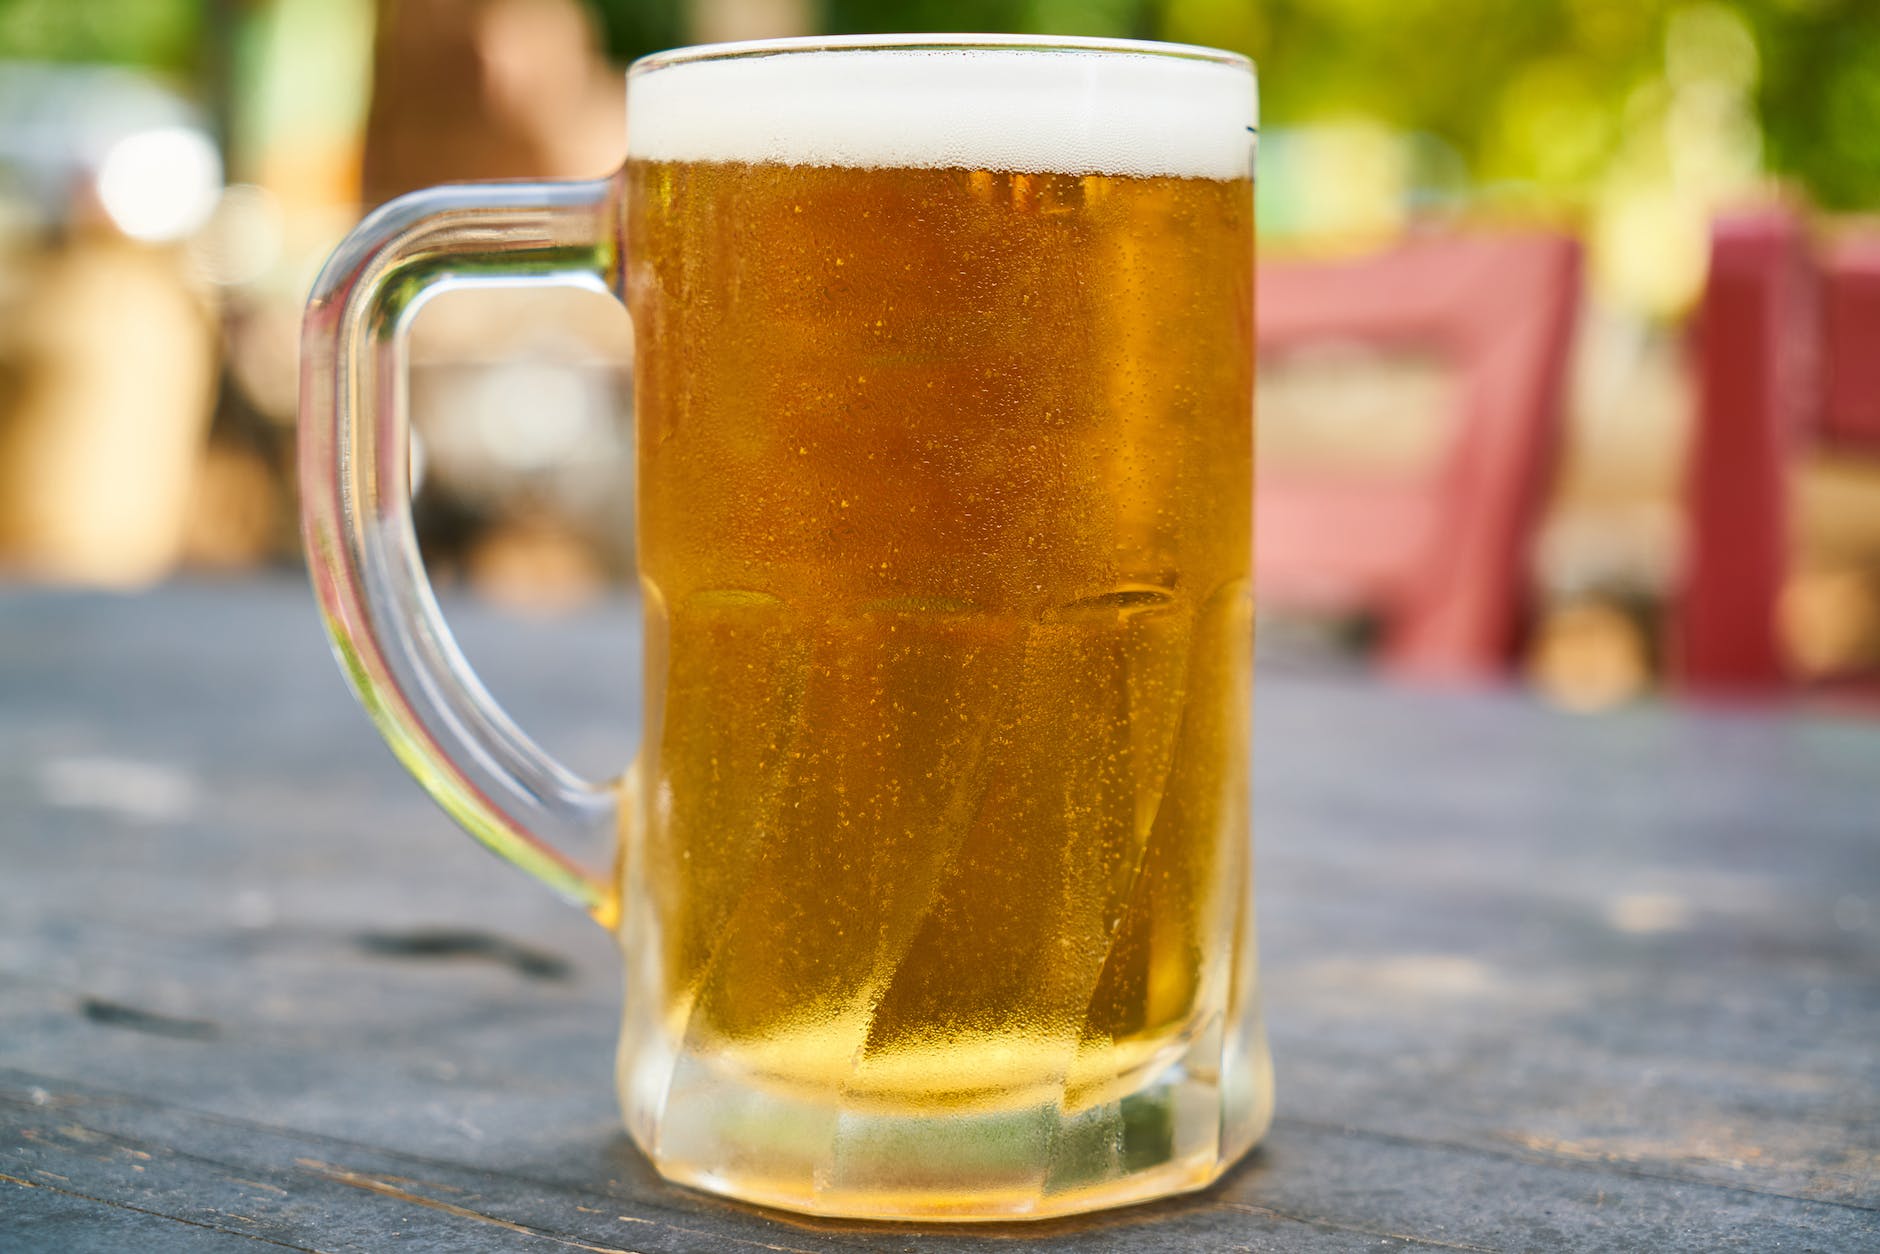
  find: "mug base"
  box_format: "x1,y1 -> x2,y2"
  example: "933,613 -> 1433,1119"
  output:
622,1015 -> 1273,1222
656,1141 -> 1229,1223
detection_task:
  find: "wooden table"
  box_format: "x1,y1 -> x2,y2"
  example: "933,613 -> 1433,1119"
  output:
4,581 -> 1876,1251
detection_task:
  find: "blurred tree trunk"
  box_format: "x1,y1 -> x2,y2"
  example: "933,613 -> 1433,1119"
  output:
362,0 -> 624,206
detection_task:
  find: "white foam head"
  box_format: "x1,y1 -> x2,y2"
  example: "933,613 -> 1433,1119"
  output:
626,36 -> 1256,180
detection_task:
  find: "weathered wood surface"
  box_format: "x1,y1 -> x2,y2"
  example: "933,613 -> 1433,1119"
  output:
2,580 -> 1876,1251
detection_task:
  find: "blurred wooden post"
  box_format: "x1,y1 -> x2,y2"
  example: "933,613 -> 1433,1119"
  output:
1678,215 -> 1880,694
0,241 -> 217,585
1823,237 -> 1880,448
1677,213 -> 1812,691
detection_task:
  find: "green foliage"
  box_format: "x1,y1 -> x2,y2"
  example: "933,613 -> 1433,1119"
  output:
585,0 -> 687,65
1155,0 -> 1877,210
1743,0 -> 1880,211
5,0 -> 1868,210
0,0 -> 200,73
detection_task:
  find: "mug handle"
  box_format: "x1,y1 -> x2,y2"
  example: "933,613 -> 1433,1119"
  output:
300,176 -> 625,927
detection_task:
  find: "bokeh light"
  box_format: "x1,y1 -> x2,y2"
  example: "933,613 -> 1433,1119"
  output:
95,124 -> 221,242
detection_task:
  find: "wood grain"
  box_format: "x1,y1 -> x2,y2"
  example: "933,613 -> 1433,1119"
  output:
2,582 -> 1875,1250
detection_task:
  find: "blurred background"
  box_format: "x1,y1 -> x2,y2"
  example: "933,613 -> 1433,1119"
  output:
0,0 -> 1875,708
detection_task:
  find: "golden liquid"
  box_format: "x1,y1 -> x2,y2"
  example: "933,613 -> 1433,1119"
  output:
624,159 -> 1254,1126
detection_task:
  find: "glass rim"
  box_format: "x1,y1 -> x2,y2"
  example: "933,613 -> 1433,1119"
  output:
629,33 -> 1254,79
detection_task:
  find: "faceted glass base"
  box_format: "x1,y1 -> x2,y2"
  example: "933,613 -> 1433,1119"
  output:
618,1014 -> 1272,1222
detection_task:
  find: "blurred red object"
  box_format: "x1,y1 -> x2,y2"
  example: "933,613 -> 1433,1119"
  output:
1824,236 -> 1880,448
1676,211 -> 1880,693
1256,232 -> 1583,681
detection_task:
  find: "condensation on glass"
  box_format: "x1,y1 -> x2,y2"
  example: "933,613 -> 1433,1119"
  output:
301,35 -> 1268,1221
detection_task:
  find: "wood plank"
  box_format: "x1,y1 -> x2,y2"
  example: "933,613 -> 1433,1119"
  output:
5,1071 -> 1875,1252
2,581 -> 1878,1249
2,1179 -> 318,1253
0,1072 -> 1347,1252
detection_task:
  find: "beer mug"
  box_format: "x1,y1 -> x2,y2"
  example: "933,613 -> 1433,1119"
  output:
302,34 -> 1269,1221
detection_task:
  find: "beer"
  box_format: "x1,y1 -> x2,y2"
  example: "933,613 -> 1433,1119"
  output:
305,30 -> 1264,1221
616,43 -> 1267,1217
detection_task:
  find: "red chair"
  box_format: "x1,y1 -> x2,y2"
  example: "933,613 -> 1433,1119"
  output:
1256,232 -> 1583,681
1676,211 -> 1880,693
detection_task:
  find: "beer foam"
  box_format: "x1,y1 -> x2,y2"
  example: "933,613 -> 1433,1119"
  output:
626,38 -> 1255,180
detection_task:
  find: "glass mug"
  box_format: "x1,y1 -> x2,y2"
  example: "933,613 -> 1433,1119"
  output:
302,34 -> 1269,1222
